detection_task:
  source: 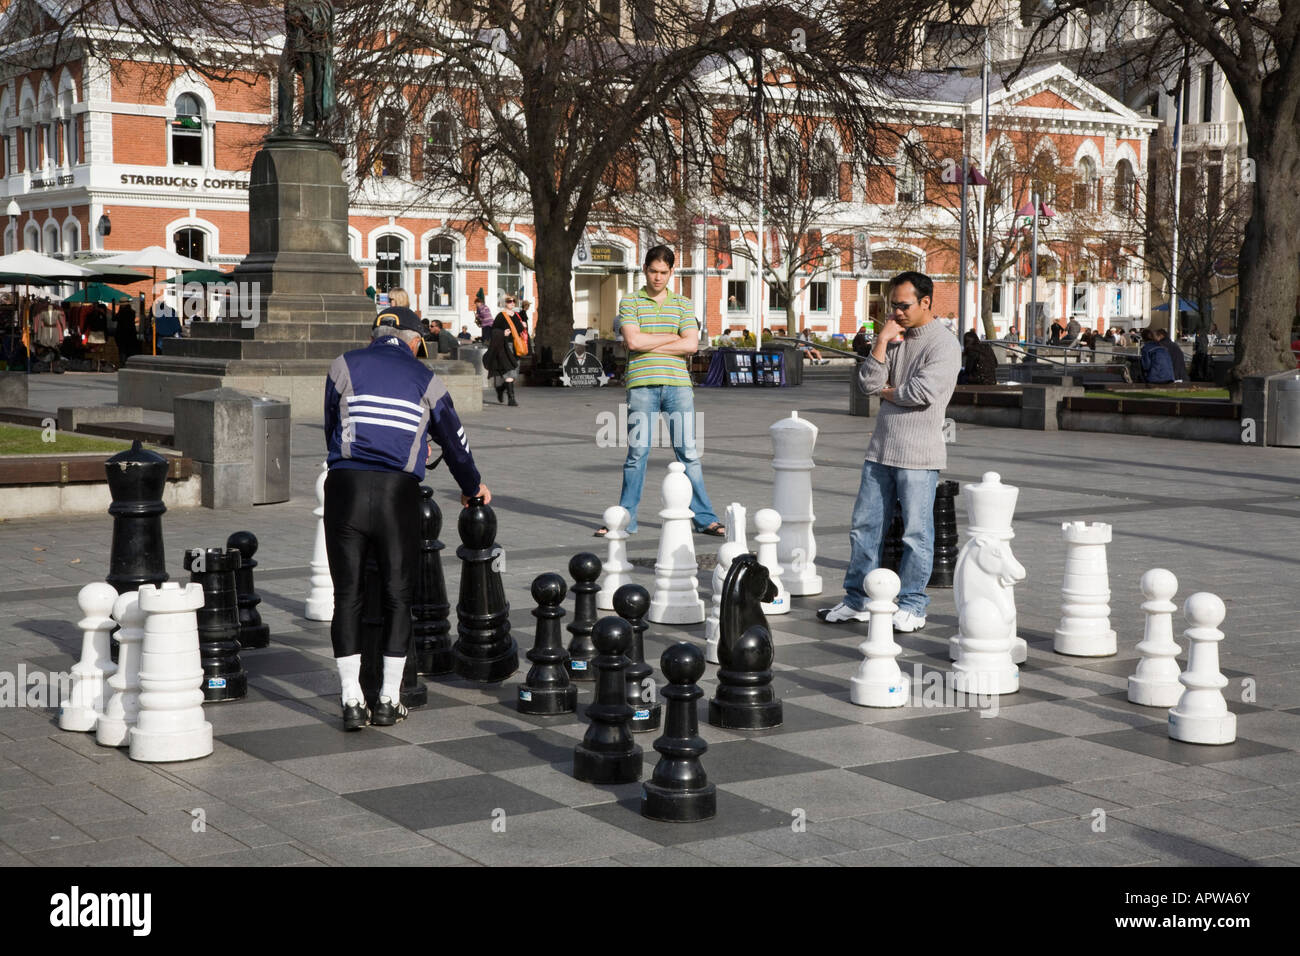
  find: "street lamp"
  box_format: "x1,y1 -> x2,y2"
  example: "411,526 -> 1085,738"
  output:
1016,194 -> 1056,339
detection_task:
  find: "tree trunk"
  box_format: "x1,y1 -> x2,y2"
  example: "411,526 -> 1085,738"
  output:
533,225 -> 576,366
980,280 -> 997,340
1231,120 -> 1300,392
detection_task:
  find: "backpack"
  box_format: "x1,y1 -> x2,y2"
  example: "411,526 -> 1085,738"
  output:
502,313 -> 528,356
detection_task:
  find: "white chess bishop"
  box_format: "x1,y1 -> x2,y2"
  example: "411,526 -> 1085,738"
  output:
950,472 -> 1026,668
769,411 -> 822,595
648,462 -> 706,624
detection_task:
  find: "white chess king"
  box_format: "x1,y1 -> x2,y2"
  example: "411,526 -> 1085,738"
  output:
770,411 -> 822,595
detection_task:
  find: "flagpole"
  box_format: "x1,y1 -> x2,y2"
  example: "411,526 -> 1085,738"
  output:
1169,45 -> 1189,341
755,50 -> 764,355
975,27 -> 990,336
958,155 -> 969,339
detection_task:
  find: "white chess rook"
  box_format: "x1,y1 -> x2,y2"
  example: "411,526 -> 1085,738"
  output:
597,505 -> 633,611
850,569 -> 908,707
1128,569 -> 1183,707
129,582 -> 213,763
304,461 -> 334,621
59,583 -> 119,732
770,411 -> 822,595
648,462 -> 706,625
1053,521 -> 1117,657
953,597 -> 1019,696
724,502 -> 748,552
754,508 -> 790,616
1168,592 -> 1236,745
97,591 -> 145,747
950,472 -> 1025,665
705,541 -> 746,665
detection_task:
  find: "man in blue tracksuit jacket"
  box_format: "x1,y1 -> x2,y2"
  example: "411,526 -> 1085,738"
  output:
323,290 -> 490,730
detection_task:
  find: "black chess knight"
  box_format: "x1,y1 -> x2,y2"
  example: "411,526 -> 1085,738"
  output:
709,553 -> 782,730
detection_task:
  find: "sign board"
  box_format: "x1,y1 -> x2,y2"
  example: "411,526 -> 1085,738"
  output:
722,349 -> 783,387
589,244 -> 623,264
561,348 -> 606,387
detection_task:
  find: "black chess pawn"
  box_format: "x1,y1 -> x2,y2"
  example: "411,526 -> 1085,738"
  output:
642,642 -> 715,822
358,554 -> 427,709
929,480 -> 960,588
453,498 -> 518,682
613,583 -> 661,734
565,552 -> 602,682
709,554 -> 782,730
184,546 -> 247,702
517,573 -> 578,716
226,530 -> 270,648
413,486 -> 453,675
573,616 -> 643,784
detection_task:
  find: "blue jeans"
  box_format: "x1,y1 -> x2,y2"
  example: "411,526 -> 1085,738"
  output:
843,460 -> 938,615
618,385 -> 719,534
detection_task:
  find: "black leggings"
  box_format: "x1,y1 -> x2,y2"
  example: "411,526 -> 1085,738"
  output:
324,468 -> 420,658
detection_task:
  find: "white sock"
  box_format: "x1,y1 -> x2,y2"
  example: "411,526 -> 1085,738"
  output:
381,656 -> 405,703
336,654 -> 363,705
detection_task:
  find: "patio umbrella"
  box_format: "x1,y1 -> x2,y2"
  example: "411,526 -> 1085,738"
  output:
167,268 -> 230,321
0,252 -> 96,366
95,247 -> 210,353
64,283 -> 130,304
65,253 -> 151,285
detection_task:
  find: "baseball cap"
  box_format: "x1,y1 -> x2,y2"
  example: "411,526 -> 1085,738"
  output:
374,306 -> 428,357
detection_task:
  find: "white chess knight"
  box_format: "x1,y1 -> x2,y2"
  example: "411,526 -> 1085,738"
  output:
129,582 -> 213,763
705,541 -> 746,664
1053,521 -> 1117,657
724,502 -> 748,552
59,582 -> 119,732
648,461 -> 706,624
753,509 -> 790,616
769,411 -> 822,595
304,461 -> 333,621
949,472 -> 1026,665
596,505 -> 633,611
850,568 -> 908,707
953,596 -> 1019,696
97,591 -> 145,747
1128,569 -> 1184,707
1168,592 -> 1236,745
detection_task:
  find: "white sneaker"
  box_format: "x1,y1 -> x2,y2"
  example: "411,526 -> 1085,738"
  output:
893,610 -> 927,632
817,602 -> 871,623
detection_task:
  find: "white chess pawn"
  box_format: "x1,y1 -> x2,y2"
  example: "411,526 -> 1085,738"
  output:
753,508 -> 790,616
648,462 -> 706,624
59,583 -> 119,732
596,505 -> 633,611
1053,521 -> 1117,657
724,502 -> 748,552
953,596 -> 1019,696
705,541 -> 746,664
770,411 -> 822,595
1168,592 -> 1236,745
1128,569 -> 1183,707
304,461 -> 333,621
129,582 -> 213,763
850,569 -> 908,707
97,591 -> 145,747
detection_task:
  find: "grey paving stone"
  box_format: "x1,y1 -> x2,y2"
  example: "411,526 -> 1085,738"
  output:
1082,726 -> 1285,766
822,846 -> 971,866
961,792 -> 1075,824
977,737 -> 1177,782
424,808 -> 658,865
24,835 -> 179,867
579,791 -> 786,847
278,744 -> 480,794
758,723 -> 955,768
346,774 -> 565,831
355,843 -> 475,866
727,768 -> 936,821
189,843 -> 325,866
849,752 -> 1064,802
677,834 -> 802,866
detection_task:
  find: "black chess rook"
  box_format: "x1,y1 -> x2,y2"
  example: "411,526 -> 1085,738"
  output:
518,573 -> 578,715
930,480 -> 960,588
453,499 -> 518,682
184,546 -> 247,702
709,554 -> 783,730
413,486 -> 454,675
573,616 -> 643,784
565,552 -> 602,682
642,642 -> 716,822
613,583 -> 662,734
226,530 -> 270,648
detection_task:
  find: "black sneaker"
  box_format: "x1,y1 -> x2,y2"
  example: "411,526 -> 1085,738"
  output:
342,699 -> 370,731
371,696 -> 409,726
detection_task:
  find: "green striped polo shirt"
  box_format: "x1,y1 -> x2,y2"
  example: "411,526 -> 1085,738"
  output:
617,286 -> 696,388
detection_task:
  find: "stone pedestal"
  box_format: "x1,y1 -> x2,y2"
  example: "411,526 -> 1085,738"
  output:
173,388 -> 254,510
0,370 -> 28,407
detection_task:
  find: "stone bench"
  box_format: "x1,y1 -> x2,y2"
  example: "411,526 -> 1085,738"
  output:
0,453 -> 198,517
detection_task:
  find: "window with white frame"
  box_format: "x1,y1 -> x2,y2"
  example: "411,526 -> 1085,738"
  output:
376,235 -> 404,292
377,107 -> 405,178
425,110 -> 455,179
1114,159 -> 1135,213
174,227 -> 207,263
727,278 -> 747,312
427,236 -> 455,309
896,146 -> 924,204
23,222 -> 38,249
810,139 -> 837,199
768,284 -> 788,311
43,123 -> 54,168
1074,157 -> 1096,211
1071,284 -> 1088,316
62,115 -> 76,165
497,241 -> 525,302
172,93 -> 204,166
62,221 -> 80,255
808,280 -> 829,312
43,222 -> 58,254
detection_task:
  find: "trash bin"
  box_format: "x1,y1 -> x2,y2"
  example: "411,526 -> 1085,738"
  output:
1270,373 -> 1300,447
251,396 -> 290,504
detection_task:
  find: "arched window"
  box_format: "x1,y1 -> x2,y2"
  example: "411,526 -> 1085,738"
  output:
726,129 -> 754,193
599,0 -> 621,35
896,146 -> 924,204
425,110 -> 455,179
377,107 -> 405,178
172,93 -> 204,167
1074,157 -> 1096,211
62,221 -> 80,255
43,122 -> 55,168
1114,159 -> 1135,213
1030,151 -> 1057,206
427,236 -> 455,309
174,227 -> 207,262
497,241 -> 525,301
770,134 -> 798,197
376,235 -> 404,292
810,139 -> 837,199
23,222 -> 39,250
43,222 -> 59,254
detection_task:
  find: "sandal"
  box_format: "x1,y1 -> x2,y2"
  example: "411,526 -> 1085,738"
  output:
593,527 -> 609,537
696,522 -> 726,537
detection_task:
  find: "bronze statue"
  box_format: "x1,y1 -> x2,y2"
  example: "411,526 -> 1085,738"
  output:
274,0 -> 336,137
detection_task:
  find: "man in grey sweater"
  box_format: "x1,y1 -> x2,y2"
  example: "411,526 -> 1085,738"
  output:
819,271 -> 961,632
